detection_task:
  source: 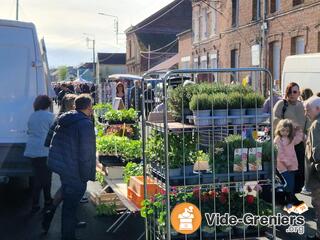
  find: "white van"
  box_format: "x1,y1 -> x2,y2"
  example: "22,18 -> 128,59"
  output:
281,53 -> 320,95
0,19 -> 49,178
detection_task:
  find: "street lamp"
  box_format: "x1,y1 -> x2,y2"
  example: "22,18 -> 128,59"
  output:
83,33 -> 96,83
98,12 -> 119,44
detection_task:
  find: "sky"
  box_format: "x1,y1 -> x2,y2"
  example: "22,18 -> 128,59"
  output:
0,0 -> 173,68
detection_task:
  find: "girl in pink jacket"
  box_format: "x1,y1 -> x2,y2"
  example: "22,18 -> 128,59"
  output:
274,119 -> 304,208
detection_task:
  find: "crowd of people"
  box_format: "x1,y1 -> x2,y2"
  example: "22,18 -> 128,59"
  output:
22,80 -> 320,239
52,82 -> 96,105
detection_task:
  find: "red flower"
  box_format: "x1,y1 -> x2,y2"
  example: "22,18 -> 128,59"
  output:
208,190 -> 216,199
246,195 -> 255,205
221,187 -> 229,194
201,192 -> 210,202
193,187 -> 200,198
219,194 -> 227,204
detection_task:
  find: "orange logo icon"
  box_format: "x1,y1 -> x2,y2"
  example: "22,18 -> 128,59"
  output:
171,202 -> 202,235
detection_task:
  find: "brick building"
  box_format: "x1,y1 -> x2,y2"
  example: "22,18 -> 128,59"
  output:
181,0 -> 320,90
125,0 -> 192,75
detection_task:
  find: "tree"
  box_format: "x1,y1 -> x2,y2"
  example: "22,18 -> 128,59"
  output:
58,65 -> 68,81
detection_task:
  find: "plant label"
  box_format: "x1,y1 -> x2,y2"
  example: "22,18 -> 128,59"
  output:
248,147 -> 262,171
233,148 -> 248,172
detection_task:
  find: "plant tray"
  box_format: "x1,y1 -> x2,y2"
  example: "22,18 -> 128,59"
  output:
98,155 -> 124,167
89,191 -> 126,210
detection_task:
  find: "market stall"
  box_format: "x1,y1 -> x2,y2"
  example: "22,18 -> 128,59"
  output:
140,68 -> 276,240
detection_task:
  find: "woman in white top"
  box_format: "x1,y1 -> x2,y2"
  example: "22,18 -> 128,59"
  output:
24,95 -> 54,214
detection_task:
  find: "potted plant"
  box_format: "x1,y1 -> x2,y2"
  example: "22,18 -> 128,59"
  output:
243,93 -> 266,124
211,93 -> 228,126
228,92 -> 245,124
190,94 -> 211,126
121,108 -> 138,124
93,103 -> 112,118
105,109 -> 123,124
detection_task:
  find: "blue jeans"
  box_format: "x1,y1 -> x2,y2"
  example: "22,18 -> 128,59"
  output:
61,182 -> 86,240
281,171 -> 295,194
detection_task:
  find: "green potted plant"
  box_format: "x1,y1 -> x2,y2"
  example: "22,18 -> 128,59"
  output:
228,92 -> 246,125
189,94 -> 211,126
243,92 -> 266,123
123,162 -> 143,184
93,103 -> 112,118
104,109 -> 123,124
211,93 -> 228,126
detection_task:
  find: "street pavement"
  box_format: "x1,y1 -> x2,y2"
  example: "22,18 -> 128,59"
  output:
0,175 -> 144,240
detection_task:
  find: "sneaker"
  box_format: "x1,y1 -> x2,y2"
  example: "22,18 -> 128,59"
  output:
79,196 -> 88,203
301,188 -> 312,196
283,204 -> 295,214
42,208 -> 56,234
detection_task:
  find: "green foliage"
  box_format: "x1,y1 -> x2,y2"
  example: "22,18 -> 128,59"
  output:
191,150 -> 209,162
211,93 -> 228,110
123,162 -> 143,184
121,108 -> 138,123
96,203 -> 117,216
189,94 -> 211,111
57,65 -> 68,81
168,82 -> 254,117
104,108 -> 138,124
95,171 -> 105,186
93,103 -> 112,111
243,92 -> 265,108
228,92 -> 243,109
96,135 -> 142,162
146,130 -> 197,168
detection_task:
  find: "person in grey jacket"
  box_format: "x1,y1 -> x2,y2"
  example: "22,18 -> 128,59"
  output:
24,95 -> 54,214
48,94 -> 96,240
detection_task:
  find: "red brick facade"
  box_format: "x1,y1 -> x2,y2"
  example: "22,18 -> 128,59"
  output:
179,0 -> 320,90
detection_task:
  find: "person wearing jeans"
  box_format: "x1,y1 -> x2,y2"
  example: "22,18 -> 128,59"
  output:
48,94 -> 96,240
61,183 -> 87,239
24,95 -> 54,213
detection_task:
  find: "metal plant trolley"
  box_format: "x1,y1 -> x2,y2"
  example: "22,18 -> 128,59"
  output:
141,68 -> 276,240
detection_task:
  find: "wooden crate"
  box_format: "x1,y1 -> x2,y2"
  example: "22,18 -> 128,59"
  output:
90,191 -> 125,210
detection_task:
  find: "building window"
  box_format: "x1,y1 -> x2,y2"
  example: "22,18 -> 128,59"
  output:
193,57 -> 199,69
208,2 -> 217,36
293,0 -> 303,6
269,41 -> 281,82
230,49 -> 239,82
201,8 -> 208,40
232,0 -> 239,27
193,11 -> 200,43
318,32 -> 320,52
270,0 -> 280,13
291,36 -> 305,55
210,53 -> 218,81
252,0 -> 260,21
128,40 -> 132,59
200,56 -> 207,68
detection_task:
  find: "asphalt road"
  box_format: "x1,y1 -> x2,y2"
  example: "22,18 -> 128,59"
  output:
0,175 -> 144,240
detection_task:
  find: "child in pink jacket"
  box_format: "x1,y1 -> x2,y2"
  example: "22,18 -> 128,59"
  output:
274,119 -> 304,208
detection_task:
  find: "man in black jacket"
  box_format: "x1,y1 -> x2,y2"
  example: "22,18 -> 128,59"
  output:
48,94 -> 96,240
